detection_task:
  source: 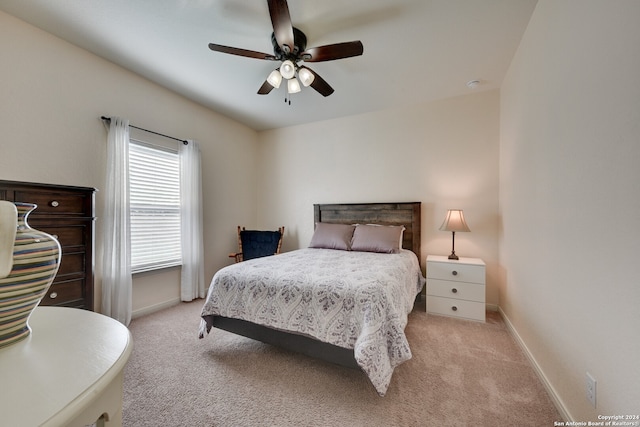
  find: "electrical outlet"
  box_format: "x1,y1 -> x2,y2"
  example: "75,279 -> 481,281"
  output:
586,372 -> 597,407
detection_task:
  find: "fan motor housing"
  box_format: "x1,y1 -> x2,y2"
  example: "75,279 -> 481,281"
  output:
271,27 -> 307,60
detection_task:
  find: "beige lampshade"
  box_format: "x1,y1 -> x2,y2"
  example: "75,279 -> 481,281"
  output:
439,209 -> 470,232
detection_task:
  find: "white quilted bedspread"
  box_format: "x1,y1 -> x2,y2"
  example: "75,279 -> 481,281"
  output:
199,248 -> 425,396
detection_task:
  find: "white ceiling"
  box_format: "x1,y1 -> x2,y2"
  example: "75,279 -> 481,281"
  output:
0,0 -> 537,131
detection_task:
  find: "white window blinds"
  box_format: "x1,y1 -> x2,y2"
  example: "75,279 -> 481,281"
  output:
129,139 -> 182,273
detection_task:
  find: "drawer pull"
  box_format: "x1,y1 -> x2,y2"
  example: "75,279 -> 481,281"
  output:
50,200 -> 60,208
451,288 -> 458,293
49,292 -> 58,299
451,306 -> 458,311
452,270 -> 458,276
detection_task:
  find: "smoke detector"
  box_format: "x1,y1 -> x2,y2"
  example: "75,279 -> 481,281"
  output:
466,79 -> 481,89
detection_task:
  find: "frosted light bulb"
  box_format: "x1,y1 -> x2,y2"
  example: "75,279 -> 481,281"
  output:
267,70 -> 282,88
280,60 -> 296,79
298,68 -> 315,87
287,77 -> 301,94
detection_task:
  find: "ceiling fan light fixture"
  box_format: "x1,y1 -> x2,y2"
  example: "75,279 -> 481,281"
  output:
287,77 -> 301,94
208,0 -> 362,98
298,67 -> 315,87
280,60 -> 296,79
267,69 -> 282,88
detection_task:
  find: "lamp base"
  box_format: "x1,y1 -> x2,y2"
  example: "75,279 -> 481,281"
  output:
448,253 -> 459,260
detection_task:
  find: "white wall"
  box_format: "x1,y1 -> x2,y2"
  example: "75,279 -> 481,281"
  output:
257,91 -> 501,305
500,0 -> 640,420
0,11 -> 259,314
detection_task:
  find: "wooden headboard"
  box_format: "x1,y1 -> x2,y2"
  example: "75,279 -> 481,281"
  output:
313,202 -> 421,262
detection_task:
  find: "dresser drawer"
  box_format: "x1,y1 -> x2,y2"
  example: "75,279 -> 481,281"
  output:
28,224 -> 87,248
427,279 -> 485,303
13,191 -> 88,216
41,279 -> 85,307
427,296 -> 485,322
427,261 -> 485,284
55,251 -> 86,279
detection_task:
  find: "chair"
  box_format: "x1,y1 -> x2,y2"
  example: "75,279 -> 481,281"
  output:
229,226 -> 284,262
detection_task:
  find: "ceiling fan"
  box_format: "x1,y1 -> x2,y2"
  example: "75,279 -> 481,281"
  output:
208,0 -> 364,99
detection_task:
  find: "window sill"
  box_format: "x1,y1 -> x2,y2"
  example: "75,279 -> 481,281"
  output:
132,263 -> 182,276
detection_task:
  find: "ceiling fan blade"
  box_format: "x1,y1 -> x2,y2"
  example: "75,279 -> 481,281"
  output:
208,43 -> 276,60
257,80 -> 275,95
299,66 -> 334,97
267,0 -> 295,53
301,41 -> 364,62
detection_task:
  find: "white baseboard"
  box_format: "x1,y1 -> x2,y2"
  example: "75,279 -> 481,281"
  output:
498,306 -> 573,422
132,298 -> 181,319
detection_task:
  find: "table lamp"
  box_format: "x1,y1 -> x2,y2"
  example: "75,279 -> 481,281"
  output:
439,209 -> 470,260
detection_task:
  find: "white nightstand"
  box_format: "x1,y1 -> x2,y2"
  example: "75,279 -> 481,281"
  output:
426,255 -> 486,322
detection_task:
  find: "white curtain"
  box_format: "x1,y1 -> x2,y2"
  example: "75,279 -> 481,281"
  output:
179,139 -> 205,301
102,117 -> 132,325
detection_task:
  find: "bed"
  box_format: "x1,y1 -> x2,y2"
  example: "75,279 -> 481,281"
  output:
199,202 -> 424,396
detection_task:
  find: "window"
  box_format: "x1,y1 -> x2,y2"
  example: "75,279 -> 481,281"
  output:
129,139 -> 181,273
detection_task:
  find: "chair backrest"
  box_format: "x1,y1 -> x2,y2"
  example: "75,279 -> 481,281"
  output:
238,227 -> 284,261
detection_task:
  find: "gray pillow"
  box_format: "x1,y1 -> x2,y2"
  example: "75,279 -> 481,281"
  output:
309,223 -> 355,251
350,224 -> 405,254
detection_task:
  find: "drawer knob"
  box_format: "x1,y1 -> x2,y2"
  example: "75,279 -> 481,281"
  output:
49,292 -> 58,299
451,288 -> 458,293
451,306 -> 458,311
452,270 -> 458,276
50,200 -> 60,208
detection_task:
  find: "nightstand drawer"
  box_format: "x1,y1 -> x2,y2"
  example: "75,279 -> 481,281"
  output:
427,296 -> 485,322
427,261 -> 485,284
427,279 -> 485,303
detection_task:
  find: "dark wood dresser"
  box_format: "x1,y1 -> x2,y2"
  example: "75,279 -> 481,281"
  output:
0,180 -> 95,310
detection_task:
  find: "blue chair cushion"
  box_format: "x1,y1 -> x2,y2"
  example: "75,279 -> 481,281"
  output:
240,230 -> 282,261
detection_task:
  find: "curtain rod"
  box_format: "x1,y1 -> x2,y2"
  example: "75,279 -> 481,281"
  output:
101,116 -> 188,145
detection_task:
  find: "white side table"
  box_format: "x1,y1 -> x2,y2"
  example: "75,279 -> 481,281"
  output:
0,306 -> 132,426
426,255 -> 486,322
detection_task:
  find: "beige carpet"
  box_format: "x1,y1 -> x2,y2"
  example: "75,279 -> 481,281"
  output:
123,300 -> 561,426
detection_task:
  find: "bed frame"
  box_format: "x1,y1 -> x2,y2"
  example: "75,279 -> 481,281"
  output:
210,202 -> 422,369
